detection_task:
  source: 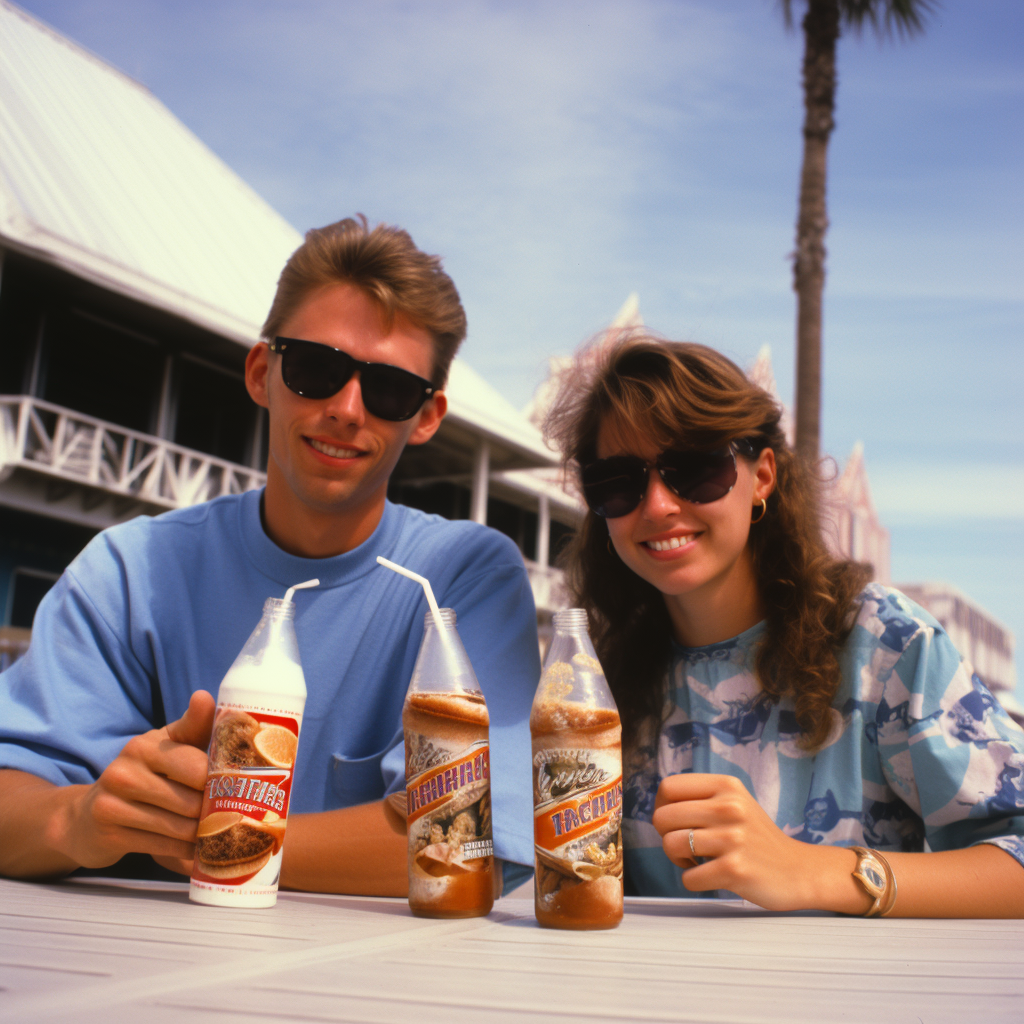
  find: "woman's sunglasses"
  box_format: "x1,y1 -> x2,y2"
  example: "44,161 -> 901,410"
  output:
581,441 -> 756,519
268,336 -> 435,422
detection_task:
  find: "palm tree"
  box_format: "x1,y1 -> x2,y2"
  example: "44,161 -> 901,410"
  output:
783,0 -> 935,462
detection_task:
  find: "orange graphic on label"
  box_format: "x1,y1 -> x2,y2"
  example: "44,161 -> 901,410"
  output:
534,776 -> 622,852
406,744 -> 490,825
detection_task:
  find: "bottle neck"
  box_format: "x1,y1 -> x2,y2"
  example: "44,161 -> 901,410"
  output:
264,597 -> 297,620
552,608 -> 588,635
424,608 -> 457,630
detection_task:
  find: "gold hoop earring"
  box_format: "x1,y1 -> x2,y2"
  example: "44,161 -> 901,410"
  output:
751,498 -> 767,524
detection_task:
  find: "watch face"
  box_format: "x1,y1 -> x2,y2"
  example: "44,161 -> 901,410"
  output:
859,861 -> 885,893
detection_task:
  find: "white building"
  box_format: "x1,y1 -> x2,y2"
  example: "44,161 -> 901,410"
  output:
897,583 -> 1021,725
0,1 -> 575,654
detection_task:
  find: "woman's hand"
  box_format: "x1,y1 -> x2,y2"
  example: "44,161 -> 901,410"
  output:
652,773 -> 859,912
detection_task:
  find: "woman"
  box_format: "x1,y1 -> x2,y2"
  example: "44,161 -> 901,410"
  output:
544,333 -> 1024,917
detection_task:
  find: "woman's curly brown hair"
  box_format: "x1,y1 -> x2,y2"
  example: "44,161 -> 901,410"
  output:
543,332 -> 871,752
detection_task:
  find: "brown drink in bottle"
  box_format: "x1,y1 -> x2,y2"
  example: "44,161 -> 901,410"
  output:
531,609 -> 623,929
403,609 -> 495,918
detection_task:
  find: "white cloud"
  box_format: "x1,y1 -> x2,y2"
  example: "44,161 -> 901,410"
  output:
869,463 -> 1024,522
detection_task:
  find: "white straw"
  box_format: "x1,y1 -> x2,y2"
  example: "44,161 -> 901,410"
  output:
376,556 -> 445,632
283,578 -> 320,604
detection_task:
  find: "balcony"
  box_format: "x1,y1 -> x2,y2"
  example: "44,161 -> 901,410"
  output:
0,395 -> 265,516
0,394 -> 569,620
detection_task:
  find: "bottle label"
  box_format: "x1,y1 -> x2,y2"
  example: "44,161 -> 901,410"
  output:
190,704 -> 301,894
533,746 -> 623,891
406,736 -> 493,872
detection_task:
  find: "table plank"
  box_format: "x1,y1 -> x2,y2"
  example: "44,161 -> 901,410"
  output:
2,877 -> 1022,1024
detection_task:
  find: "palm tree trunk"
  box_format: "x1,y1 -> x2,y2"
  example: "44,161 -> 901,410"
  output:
793,0 -> 839,462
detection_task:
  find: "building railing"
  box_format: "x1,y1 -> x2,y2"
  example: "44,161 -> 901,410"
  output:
0,395 -> 265,510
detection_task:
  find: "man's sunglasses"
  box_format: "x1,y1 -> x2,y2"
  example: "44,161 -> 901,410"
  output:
268,337 -> 435,422
581,441 -> 757,519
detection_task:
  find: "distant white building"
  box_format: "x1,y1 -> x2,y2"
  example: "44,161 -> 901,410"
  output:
749,347 -> 891,583
822,442 -> 890,584
897,583 -> 1021,726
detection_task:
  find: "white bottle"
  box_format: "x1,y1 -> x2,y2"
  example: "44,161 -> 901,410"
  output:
189,579 -> 318,908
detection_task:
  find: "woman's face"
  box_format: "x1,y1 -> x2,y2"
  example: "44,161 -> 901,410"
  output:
596,416 -> 776,636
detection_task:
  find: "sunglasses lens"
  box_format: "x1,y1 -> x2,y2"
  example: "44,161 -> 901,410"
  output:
360,364 -> 429,422
581,457 -> 647,518
280,341 -> 353,400
582,448 -> 739,518
277,340 -> 430,421
658,448 -> 737,503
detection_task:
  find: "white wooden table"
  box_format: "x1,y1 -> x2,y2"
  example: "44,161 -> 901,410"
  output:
2,876 -> 1022,1023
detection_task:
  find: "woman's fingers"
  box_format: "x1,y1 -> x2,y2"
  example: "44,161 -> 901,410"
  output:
651,797 -> 729,837
655,772 -> 747,808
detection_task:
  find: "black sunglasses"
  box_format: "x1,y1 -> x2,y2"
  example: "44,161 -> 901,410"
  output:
581,441 -> 757,519
268,337 -> 436,422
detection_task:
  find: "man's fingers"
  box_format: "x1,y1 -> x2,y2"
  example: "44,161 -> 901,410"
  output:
92,789 -> 203,844
102,760 -> 205,819
165,690 -> 216,751
151,852 -> 195,876
145,740 -> 210,793
108,826 -> 196,865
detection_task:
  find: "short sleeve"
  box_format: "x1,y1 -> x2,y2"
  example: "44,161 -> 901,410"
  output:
0,546 -> 160,786
875,624 -> 1024,869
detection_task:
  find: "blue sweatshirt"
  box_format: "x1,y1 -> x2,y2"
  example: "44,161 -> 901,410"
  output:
0,490 -> 541,878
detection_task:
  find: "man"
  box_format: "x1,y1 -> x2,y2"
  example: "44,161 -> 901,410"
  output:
0,217 -> 540,894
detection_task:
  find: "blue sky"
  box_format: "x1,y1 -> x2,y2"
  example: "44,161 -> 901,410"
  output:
17,0 -> 1024,693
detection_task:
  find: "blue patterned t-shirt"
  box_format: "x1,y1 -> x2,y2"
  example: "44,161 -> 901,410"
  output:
622,583 -> 1024,897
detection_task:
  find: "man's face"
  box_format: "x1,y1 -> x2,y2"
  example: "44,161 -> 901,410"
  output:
246,282 -> 445,541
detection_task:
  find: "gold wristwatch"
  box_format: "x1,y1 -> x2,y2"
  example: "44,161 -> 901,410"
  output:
850,846 -> 896,917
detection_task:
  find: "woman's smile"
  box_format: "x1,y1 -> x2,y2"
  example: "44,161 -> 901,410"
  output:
640,531 -> 701,556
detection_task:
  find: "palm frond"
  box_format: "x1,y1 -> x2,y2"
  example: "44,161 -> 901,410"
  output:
779,0 -> 939,40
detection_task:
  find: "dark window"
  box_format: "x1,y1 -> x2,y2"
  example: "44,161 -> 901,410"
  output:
174,358 -> 256,465
387,480 -> 472,521
9,568 -> 60,628
0,262 -> 43,395
41,310 -> 165,433
0,507 -> 97,627
486,496 -> 537,561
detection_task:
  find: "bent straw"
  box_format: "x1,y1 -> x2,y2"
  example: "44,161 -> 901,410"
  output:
376,556 -> 445,633
283,578 -> 320,603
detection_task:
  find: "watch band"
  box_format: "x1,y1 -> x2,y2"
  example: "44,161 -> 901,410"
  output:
850,846 -> 897,917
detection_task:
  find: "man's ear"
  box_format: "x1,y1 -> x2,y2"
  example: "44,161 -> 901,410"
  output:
407,391 -> 447,446
246,342 -> 271,410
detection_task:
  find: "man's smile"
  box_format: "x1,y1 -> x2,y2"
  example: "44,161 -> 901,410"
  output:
305,436 -> 364,460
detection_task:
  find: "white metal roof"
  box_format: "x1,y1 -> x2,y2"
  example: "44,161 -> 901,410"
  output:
0,1 -> 301,345
0,1 -> 556,468
444,359 -> 555,463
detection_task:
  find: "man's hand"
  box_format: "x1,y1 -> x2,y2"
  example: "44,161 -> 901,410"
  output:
64,690 -> 216,873
0,691 -> 215,880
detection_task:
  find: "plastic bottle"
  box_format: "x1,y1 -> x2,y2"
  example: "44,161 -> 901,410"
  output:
403,608 -> 495,918
189,579 -> 318,908
531,608 -> 623,929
